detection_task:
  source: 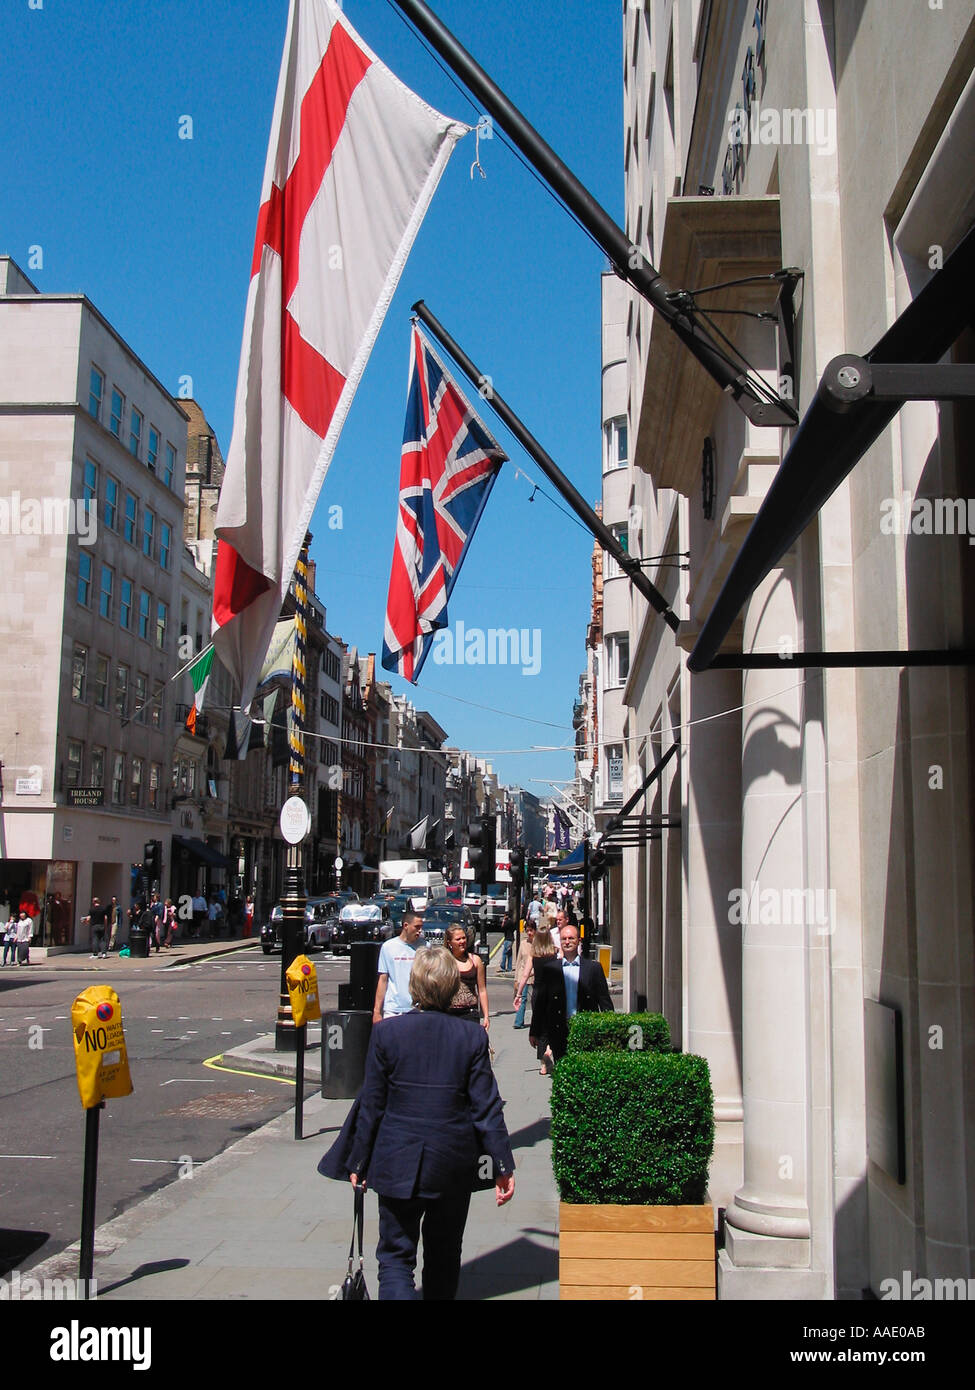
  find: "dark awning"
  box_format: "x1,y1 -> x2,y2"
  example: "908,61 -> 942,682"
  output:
172,836 -> 231,869
546,842 -> 585,875
689,218 -> 975,672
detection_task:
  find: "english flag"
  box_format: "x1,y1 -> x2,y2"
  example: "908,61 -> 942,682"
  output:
382,324 -> 507,682
212,0 -> 467,710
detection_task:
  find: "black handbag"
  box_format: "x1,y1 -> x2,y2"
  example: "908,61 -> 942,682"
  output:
341,1186 -> 370,1301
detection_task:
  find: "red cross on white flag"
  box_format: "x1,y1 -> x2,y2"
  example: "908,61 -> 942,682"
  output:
212,0 -> 467,710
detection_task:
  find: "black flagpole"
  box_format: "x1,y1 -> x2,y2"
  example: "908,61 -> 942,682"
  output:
393,0 -> 796,430
413,300 -> 680,632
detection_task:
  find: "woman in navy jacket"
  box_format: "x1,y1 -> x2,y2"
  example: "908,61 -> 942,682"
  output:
320,946 -> 515,1300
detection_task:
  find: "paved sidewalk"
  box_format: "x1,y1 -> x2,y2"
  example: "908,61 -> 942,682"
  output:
25,971 -> 564,1301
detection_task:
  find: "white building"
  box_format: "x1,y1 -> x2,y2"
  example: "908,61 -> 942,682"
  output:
0,257 -> 193,939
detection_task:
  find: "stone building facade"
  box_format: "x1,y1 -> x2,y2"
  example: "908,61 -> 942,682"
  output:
618,0 -> 975,1298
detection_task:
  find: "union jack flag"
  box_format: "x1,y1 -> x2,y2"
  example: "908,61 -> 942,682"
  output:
382,324 -> 507,682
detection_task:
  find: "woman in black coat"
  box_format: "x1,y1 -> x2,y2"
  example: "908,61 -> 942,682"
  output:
319,946 -> 515,1300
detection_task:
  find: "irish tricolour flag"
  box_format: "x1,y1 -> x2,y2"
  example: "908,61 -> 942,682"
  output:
185,648 -> 215,736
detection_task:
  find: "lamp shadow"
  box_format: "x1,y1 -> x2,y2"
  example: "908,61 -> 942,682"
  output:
97,1259 -> 190,1295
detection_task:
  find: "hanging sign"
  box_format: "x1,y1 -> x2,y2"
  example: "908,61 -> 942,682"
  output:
71,987 -> 133,1109
286,955 -> 321,1028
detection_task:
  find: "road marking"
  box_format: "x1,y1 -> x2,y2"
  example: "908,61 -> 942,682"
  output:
146,1015 -> 158,1020
159,1079 -> 220,1086
0,1153 -> 56,1159
220,1031 -> 232,1036
151,1029 -> 164,1033
202,1052 -> 294,1086
178,1016 -> 190,1021
130,1158 -> 182,1165
55,1015 -> 67,1020
211,1017 -> 223,1021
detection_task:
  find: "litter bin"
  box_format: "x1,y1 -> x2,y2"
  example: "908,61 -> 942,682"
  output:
129,923 -> 151,958
321,1010 -> 373,1098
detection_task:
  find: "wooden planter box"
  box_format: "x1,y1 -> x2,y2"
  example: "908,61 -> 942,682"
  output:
559,1202 -> 715,1300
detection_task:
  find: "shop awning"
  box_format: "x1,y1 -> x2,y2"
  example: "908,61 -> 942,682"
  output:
689,219 -> 975,672
172,836 -> 232,869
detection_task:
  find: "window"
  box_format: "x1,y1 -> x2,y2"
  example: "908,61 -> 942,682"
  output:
91,747 -> 105,789
83,459 -> 97,514
159,522 -> 171,570
112,753 -> 125,805
134,672 -> 147,723
66,740 -> 83,788
94,655 -> 109,709
130,757 -> 143,807
114,664 -> 128,718
104,477 -> 118,530
72,646 -> 87,702
164,442 -> 175,488
77,551 -> 92,607
150,682 -> 164,729
147,426 -> 159,473
89,367 -> 104,421
124,494 -> 137,544
605,743 -> 624,802
120,578 -> 133,630
156,601 -> 167,650
110,389 -> 124,438
604,417 -> 629,470
603,524 -> 629,580
320,692 -> 339,725
148,762 -> 161,809
143,509 -> 154,559
99,564 -> 114,620
606,634 -> 630,686
139,591 -> 151,641
323,647 -> 340,682
129,407 -> 143,458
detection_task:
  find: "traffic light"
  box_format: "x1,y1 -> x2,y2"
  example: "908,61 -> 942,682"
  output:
509,847 -> 526,881
589,846 -> 607,879
468,820 -> 486,881
480,815 -> 496,892
143,840 -> 161,885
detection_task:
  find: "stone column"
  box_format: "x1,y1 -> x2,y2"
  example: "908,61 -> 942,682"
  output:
684,665 -> 744,1214
720,565 -> 824,1297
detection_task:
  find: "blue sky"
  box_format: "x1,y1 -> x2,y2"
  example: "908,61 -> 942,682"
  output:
4,0 -> 624,795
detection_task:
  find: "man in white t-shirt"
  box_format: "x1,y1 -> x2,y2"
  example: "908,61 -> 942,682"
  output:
373,913 -> 424,1021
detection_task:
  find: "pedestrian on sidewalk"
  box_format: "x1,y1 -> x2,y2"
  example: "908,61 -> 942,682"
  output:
522,927 -> 557,1072
108,896 -> 122,952
530,922 -> 614,1068
82,897 -> 109,958
498,912 -> 515,974
319,946 -> 515,1301
373,913 -> 423,1021
2,917 -> 17,966
511,922 -> 537,1028
444,926 -> 489,1030
14,910 -> 34,965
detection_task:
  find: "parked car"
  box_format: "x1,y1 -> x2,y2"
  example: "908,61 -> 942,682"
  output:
305,898 -> 342,950
421,903 -> 477,947
260,896 -> 336,954
479,884 -> 509,925
330,901 -> 394,954
445,883 -> 463,904
463,887 -> 484,913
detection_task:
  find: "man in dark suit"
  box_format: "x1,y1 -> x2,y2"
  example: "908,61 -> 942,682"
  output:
319,946 -> 515,1300
530,922 -> 613,1062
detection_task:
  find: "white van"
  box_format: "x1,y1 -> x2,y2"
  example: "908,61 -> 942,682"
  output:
398,871 -> 447,914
